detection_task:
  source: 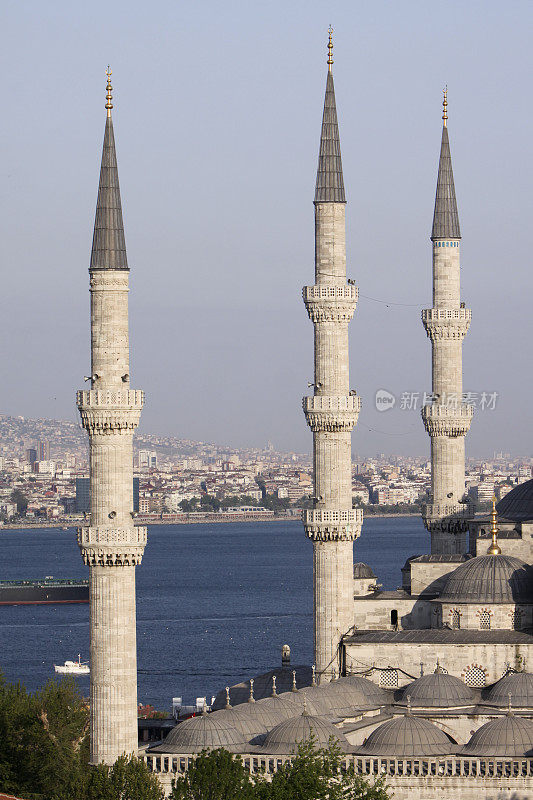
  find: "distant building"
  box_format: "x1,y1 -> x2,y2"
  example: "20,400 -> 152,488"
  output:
76,477 -> 139,513
26,447 -> 37,465
38,441 -> 50,461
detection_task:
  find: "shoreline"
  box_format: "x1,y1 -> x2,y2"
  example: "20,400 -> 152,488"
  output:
0,512 -> 421,531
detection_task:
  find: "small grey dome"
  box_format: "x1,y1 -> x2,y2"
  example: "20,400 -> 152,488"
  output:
461,715 -> 533,757
225,700 -> 287,741
325,676 -> 390,710
484,672 -> 533,708
260,712 -> 351,754
439,554 -> 533,603
497,479 -> 533,522
360,716 -> 455,757
400,673 -> 476,708
151,712 -> 244,753
354,562 -> 376,579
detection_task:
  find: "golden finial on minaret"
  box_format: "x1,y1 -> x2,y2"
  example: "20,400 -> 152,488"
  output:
327,25 -> 333,72
105,66 -> 113,118
442,85 -> 448,127
487,495 -> 502,555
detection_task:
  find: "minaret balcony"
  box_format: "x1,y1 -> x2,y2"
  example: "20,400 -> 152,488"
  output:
303,284 -> 358,323
77,525 -> 147,566
77,389 -> 144,434
422,403 -> 473,438
422,503 -> 472,534
422,308 -> 471,340
303,508 -> 363,541
303,394 -> 361,432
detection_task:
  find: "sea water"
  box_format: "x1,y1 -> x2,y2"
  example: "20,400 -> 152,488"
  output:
0,517 -> 427,710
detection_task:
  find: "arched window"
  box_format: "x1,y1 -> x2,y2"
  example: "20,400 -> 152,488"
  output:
479,611 -> 491,630
451,609 -> 461,629
379,669 -> 398,688
464,666 -> 486,688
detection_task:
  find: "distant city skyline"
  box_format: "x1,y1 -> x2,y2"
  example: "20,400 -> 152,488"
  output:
0,0 -> 531,457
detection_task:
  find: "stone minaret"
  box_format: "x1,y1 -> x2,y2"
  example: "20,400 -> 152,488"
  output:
77,69 -> 146,764
421,90 -> 472,555
302,31 -> 362,683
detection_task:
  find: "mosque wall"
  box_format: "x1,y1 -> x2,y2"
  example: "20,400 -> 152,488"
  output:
344,642 -> 533,687
409,561 -> 464,596
437,603 -> 533,632
353,595 -> 432,631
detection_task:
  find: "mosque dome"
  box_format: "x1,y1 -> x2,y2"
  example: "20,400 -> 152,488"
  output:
359,716 -> 455,757
497,479 -> 533,522
460,714 -> 533,757
325,676 -> 391,709
438,554 -> 533,603
224,699 -> 288,741
354,563 -> 376,579
483,672 -> 533,708
151,712 -> 244,753
260,712 -> 352,754
211,665 -> 312,710
400,672 -> 476,708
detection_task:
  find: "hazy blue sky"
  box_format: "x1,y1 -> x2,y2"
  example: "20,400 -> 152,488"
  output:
0,0 -> 531,457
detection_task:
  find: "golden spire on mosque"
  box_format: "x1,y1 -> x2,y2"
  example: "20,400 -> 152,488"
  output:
105,66 -> 113,117
487,495 -> 502,555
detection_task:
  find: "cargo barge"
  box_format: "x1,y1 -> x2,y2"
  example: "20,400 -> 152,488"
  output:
0,577 -> 89,605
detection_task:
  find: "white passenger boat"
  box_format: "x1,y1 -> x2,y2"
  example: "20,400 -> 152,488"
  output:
54,654 -> 90,674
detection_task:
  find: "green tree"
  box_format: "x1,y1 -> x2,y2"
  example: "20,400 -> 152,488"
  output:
0,673 -> 89,800
10,488 -> 28,515
88,754 -> 165,800
171,748 -> 256,800
256,740 -> 390,800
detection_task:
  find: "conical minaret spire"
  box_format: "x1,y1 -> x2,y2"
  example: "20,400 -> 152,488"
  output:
314,28 -> 345,204
431,89 -> 461,240
422,90 -> 472,554
77,70 -> 146,764
303,32 -> 362,683
90,69 -> 128,271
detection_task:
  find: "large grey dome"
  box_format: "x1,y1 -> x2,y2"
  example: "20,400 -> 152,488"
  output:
439,554 -> 533,603
497,479 -> 533,522
359,716 -> 455,757
460,715 -> 533,757
260,712 -> 351,754
484,672 -> 533,708
400,673 -> 476,708
151,712 -> 244,753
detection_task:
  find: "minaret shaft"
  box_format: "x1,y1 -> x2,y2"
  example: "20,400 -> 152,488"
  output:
90,272 -> 130,388
77,79 -> 146,765
303,58 -> 362,683
422,113 -> 472,554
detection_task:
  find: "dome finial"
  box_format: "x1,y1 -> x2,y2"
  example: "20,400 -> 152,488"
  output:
105,66 -> 113,118
327,25 -> 333,72
487,495 -> 502,555
312,664 -> 317,687
508,692 -> 514,715
291,669 -> 298,692
271,676 -> 277,697
225,686 -> 231,709
302,696 -> 309,716
406,694 -> 412,715
442,85 -> 448,127
248,679 -> 255,703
